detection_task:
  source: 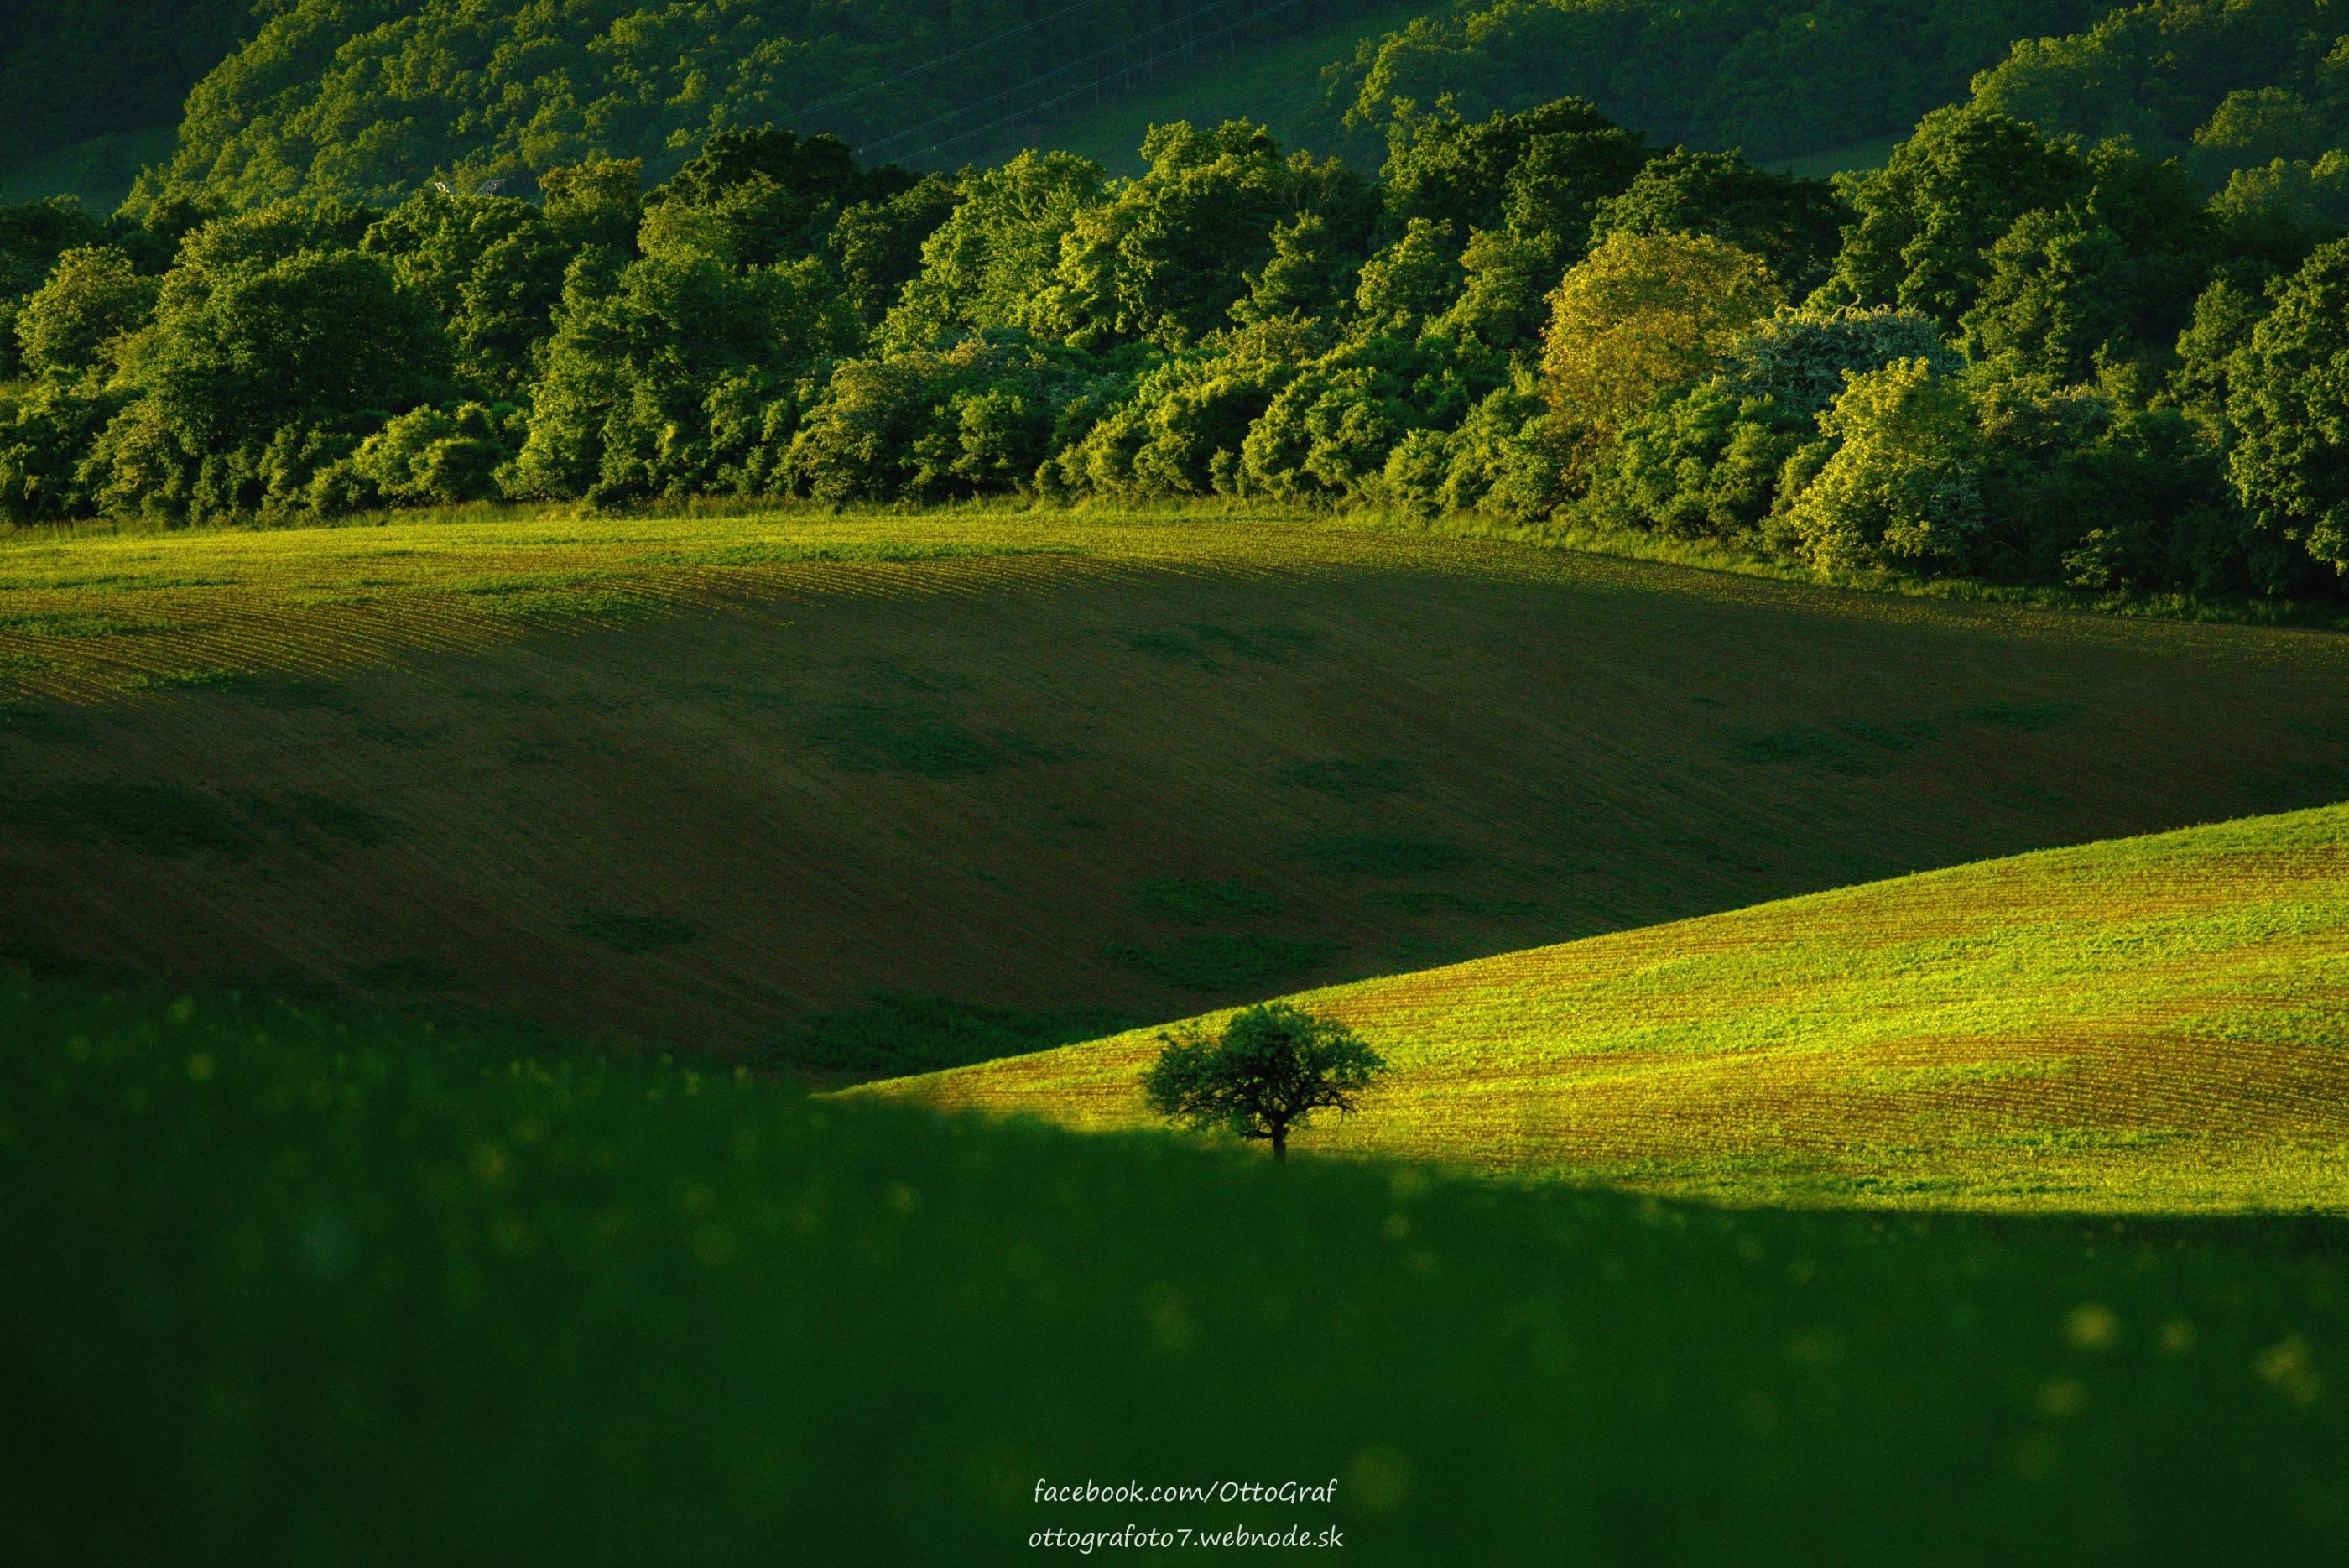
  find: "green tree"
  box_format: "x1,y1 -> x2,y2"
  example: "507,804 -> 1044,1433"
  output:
347,401 -> 523,508
510,251 -> 850,503
878,152 -> 1104,352
1041,122 -> 1368,352
1542,230 -> 1783,437
1971,0 -> 2346,185
2225,237 -> 2349,584
1815,107 -> 2090,326
1579,380 -> 1811,541
1141,1003 -> 1388,1162
1780,357 -> 1985,575
1352,218 -> 1461,340
1379,99 -> 1646,243
1960,206 -> 2137,380
131,0 -> 1372,209
1590,148 -> 1847,297
14,247 -> 158,383
638,128 -> 895,269
830,174 -> 960,328
138,234 -> 448,456
1724,305 -> 1959,420
1229,216 -> 1353,329
2169,268 -> 2276,430
361,189 -> 573,399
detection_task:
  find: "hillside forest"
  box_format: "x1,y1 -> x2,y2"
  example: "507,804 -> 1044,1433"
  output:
3,0 -> 2349,600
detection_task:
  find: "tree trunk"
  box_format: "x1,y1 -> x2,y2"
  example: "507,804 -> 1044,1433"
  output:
1270,1125 -> 1287,1162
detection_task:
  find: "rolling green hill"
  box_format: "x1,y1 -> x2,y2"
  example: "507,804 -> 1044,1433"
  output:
8,509 -> 2349,1069
0,2 -> 250,185
869,801 -> 2349,1211
1316,0 -> 2101,165
5,975 -> 2346,1560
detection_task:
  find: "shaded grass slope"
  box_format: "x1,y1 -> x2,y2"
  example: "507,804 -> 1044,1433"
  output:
871,804 -> 2349,1213
6,508 -> 2349,1068
3,977 -> 2346,1563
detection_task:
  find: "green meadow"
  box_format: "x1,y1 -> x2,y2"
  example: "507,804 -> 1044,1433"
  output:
6,0 -> 2349,1552
5,978 -> 2346,1564
872,802 -> 2349,1211
3,508 -> 2346,1561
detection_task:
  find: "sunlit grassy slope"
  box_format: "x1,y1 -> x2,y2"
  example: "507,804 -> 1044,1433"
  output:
5,977 -> 2346,1562
7,507 -> 2349,1067
870,804 -> 2349,1212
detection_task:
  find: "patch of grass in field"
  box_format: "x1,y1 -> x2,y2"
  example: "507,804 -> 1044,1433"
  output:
648,541 -> 1076,566
567,910 -> 701,954
1277,757 -> 1422,794
768,992 -> 1141,1075
1123,622 -> 1315,670
1129,878 -> 1283,923
876,804 -> 2349,1213
1105,933 -> 1339,992
3,978 -> 2346,1562
1732,717 -> 1937,775
247,793 -> 404,848
0,701 -> 86,742
350,956 -> 466,991
123,667 -> 247,691
13,783 -> 249,858
1294,834 -> 1472,879
1361,889 -> 1547,919
1962,699 -> 2086,732
804,701 -> 1049,778
232,676 -> 362,715
0,609 -> 174,638
435,576 -> 655,622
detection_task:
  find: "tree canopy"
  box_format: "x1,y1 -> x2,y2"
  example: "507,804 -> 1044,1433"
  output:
1142,1003 -> 1388,1160
127,0 -> 1404,212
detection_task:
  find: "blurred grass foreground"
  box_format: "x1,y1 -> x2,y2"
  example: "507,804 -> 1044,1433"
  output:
3,977 -> 2345,1564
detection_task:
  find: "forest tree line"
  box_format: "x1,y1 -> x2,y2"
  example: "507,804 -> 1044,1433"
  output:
4,86 -> 2349,598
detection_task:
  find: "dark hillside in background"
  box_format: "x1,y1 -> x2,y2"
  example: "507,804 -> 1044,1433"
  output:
0,1 -> 257,202
1315,0 -> 2102,165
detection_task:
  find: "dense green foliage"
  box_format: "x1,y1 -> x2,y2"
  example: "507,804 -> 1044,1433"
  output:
1972,0 -> 2349,216
1143,1002 -> 1386,1157
10,27 -> 2349,600
133,0 -> 1402,211
0,2 -> 253,171
1317,0 -> 2102,163
7,976 -> 2348,1560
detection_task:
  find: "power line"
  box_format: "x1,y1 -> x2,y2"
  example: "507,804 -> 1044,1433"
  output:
855,0 -> 1281,159
784,0 -> 1121,122
861,0 -> 1313,164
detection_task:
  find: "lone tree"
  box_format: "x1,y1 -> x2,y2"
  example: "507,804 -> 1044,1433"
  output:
1142,1003 -> 1388,1162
